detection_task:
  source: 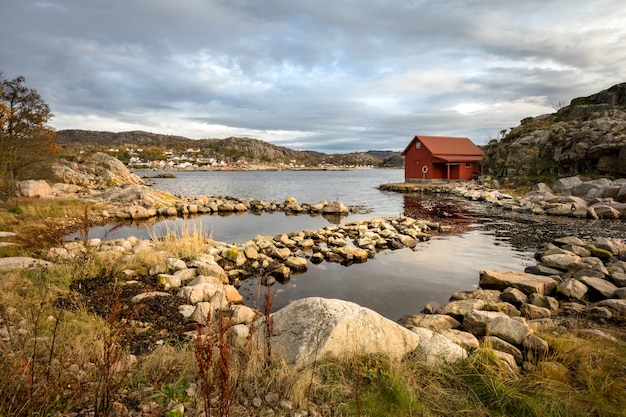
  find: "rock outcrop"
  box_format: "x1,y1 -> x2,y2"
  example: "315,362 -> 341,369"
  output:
15,152 -> 145,197
482,82 -> 626,177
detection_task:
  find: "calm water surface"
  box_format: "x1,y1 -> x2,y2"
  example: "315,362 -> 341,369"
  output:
97,169 -> 534,320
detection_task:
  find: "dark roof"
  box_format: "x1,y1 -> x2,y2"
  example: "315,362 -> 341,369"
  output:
402,135 -> 484,162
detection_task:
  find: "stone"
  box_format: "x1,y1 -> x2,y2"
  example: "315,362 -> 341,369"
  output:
552,177 -> 582,194
596,299 -> 626,316
285,256 -> 308,272
173,268 -> 197,282
553,236 -> 586,247
528,294 -> 559,313
579,276 -> 617,299
157,274 -> 181,289
410,327 -> 468,366
610,272 -> 626,287
166,257 -> 187,271
462,310 -> 508,336
556,278 -> 588,300
522,334 -> 550,357
223,285 -> 244,304
397,314 -> 461,331
482,301 -> 521,317
436,299 -> 485,320
572,268 -> 605,280
16,180 -> 52,197
231,305 -> 258,325
589,306 -> 612,319
322,201 -> 349,214
267,297 -> 421,365
479,270 -> 557,295
486,316 -> 531,345
540,253 -> 582,271
441,329 -> 480,351
177,283 -> 221,304
449,289 -> 502,301
520,303 -> 552,319
0,257 -> 53,271
500,287 -> 528,306
615,287 -> 626,299
592,205 -> 621,219
524,264 -> 563,277
492,350 -> 518,374
131,291 -> 172,303
195,261 -> 228,284
483,336 -> 523,365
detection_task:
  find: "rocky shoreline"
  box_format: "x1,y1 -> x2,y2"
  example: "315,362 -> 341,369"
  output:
2,153 -> 626,415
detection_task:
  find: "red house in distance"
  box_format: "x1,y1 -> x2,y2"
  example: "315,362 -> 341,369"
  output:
401,135 -> 484,182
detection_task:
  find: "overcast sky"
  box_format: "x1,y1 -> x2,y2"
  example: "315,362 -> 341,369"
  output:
2,1 -> 625,153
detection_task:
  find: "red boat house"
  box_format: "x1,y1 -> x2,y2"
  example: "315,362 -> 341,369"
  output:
401,135 -> 484,182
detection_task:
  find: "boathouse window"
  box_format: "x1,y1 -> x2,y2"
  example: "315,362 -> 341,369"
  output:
465,162 -> 472,168
415,141 -> 421,150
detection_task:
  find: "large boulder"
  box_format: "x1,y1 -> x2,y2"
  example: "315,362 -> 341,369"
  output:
16,180 -> 52,197
267,298 -> 421,365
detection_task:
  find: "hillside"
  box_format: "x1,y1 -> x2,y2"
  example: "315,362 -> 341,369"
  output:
481,83 -> 626,178
55,130 -> 403,168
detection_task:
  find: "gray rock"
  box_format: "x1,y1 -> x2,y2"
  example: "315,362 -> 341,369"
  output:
579,276 -> 617,299
588,306 -> 612,319
524,264 -> 564,277
0,257 -> 53,271
436,299 -> 485,320
398,314 -> 461,331
553,236 -> 586,246
557,278 -> 588,300
131,291 -> 172,303
166,257 -> 187,271
615,288 -> 626,299
522,334 -> 550,357
500,287 -> 528,306
552,177 -> 582,194
410,327 -> 468,366
486,316 -> 530,345
596,299 -> 626,316
16,180 -> 52,197
267,297 -> 421,365
449,289 -> 502,302
520,303 -> 552,319
195,261 -> 228,283
483,336 -> 523,365
482,301 -> 521,317
479,270 -> 557,295
441,329 -> 480,351
528,294 -> 559,313
177,283 -> 221,304
540,253 -> 582,271
285,256 -> 308,272
462,310 -> 508,336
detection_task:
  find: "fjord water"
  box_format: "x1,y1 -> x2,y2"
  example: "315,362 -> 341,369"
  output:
108,169 -> 533,320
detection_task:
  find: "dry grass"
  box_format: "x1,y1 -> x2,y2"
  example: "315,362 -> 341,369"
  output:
150,220 -> 213,259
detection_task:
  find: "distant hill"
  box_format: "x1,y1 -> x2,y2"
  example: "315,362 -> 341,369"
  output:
481,82 -> 626,177
55,130 -> 404,168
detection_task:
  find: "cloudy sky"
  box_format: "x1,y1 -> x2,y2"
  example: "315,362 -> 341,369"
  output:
2,1 -> 625,153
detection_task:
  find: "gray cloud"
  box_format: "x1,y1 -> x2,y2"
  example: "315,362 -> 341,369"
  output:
2,0 -> 625,152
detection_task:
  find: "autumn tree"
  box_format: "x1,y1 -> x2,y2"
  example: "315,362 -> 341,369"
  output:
0,73 -> 57,195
